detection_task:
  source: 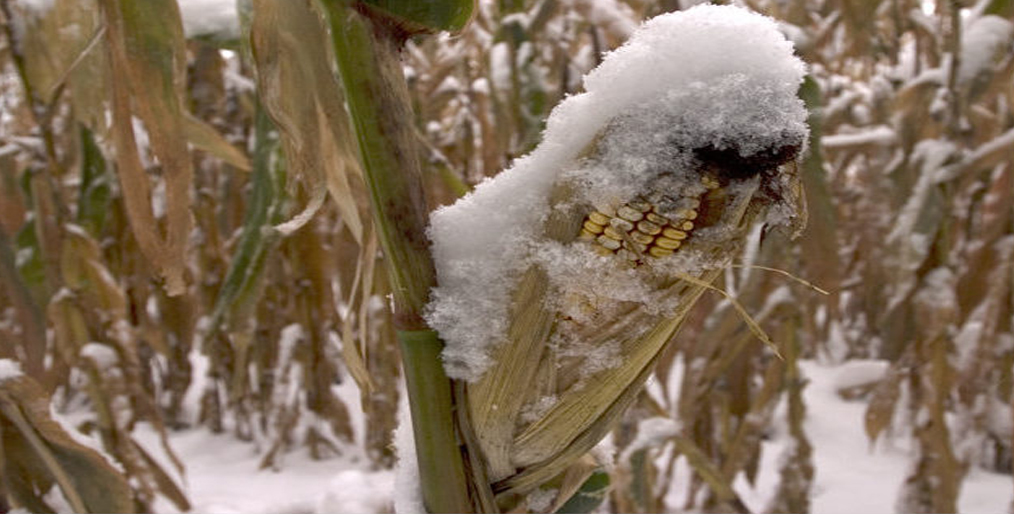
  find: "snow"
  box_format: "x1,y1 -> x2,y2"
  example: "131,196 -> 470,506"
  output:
393,402 -> 425,514
822,125 -> 897,149
51,408 -> 128,473
426,4 -> 808,381
830,359 -> 888,391
567,0 -> 638,39
913,267 -> 957,316
144,428 -> 392,514
959,15 -> 1014,85
722,361 -> 1012,514
80,342 -> 119,369
619,416 -> 680,462
0,358 -> 22,382
316,470 -> 395,514
15,0 -> 55,16
108,359 -> 1013,514
176,0 -> 240,40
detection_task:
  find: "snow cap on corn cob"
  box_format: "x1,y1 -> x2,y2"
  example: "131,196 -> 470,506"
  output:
427,4 -> 808,381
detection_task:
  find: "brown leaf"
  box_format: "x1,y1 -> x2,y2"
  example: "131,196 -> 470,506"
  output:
250,0 -> 365,242
184,114 -> 252,172
99,0 -> 193,295
864,354 -> 909,443
0,374 -> 135,513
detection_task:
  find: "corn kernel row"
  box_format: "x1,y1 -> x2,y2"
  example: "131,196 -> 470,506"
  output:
578,174 -> 720,263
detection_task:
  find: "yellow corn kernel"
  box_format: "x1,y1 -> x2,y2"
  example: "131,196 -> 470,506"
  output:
676,209 -> 698,220
662,228 -> 687,240
648,246 -> 674,258
583,219 -> 605,234
655,237 -> 682,250
588,211 -> 611,225
609,218 -> 634,232
617,206 -> 644,222
636,220 -> 661,235
630,231 -> 654,245
602,226 -> 625,241
597,235 -> 621,250
579,229 -> 598,240
646,212 -> 669,225
680,220 -> 694,231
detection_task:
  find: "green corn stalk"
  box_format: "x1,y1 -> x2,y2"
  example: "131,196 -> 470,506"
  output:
207,106 -> 285,338
205,106 -> 287,409
319,1 -> 478,512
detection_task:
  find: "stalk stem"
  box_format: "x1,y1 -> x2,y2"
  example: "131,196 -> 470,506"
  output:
322,2 -> 476,512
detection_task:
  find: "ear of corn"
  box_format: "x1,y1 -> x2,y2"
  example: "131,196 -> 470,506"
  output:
466,131 -> 798,506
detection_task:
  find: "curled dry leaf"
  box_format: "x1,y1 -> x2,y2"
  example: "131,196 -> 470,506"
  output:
99,0 -> 193,295
250,0 -> 366,242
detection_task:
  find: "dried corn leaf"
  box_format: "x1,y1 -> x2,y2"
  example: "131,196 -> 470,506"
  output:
129,437 -> 191,511
672,434 -> 747,511
59,227 -> 126,315
882,142 -> 952,309
100,0 -> 193,295
865,353 -> 910,443
939,127 -> 1014,182
250,0 -> 365,243
47,293 -> 89,360
0,374 -> 134,513
13,0 -> 101,105
346,229 -> 379,394
183,114 -> 252,171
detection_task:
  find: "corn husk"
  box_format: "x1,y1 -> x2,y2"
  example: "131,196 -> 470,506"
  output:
465,134 -> 804,505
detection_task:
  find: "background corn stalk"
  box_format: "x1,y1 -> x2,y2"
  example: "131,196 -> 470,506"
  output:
0,0 -> 1011,512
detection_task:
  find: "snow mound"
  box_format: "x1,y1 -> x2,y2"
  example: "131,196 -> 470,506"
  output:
426,4 -> 808,381
316,470 -> 394,514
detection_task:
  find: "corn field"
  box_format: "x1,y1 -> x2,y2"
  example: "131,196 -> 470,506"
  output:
0,0 -> 1011,513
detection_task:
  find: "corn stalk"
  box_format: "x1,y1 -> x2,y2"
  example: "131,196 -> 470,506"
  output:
319,1 -> 477,512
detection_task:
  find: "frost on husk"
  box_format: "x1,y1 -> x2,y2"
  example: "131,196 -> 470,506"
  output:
427,5 -> 808,382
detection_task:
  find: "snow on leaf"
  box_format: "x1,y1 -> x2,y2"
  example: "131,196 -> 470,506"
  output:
959,15 -> 1014,86
823,125 -> 897,149
0,358 -> 22,383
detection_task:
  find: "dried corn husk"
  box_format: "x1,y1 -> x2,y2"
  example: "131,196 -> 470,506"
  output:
465,131 -> 805,504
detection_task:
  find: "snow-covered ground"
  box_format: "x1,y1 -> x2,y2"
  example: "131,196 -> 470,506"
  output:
734,361 -> 1012,514
151,429 -> 394,514
143,360 -> 1011,514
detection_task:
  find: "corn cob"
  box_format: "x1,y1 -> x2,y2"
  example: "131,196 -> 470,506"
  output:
578,174 -> 721,263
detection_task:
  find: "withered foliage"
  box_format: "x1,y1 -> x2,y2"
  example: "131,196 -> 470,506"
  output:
0,0 -> 1011,512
